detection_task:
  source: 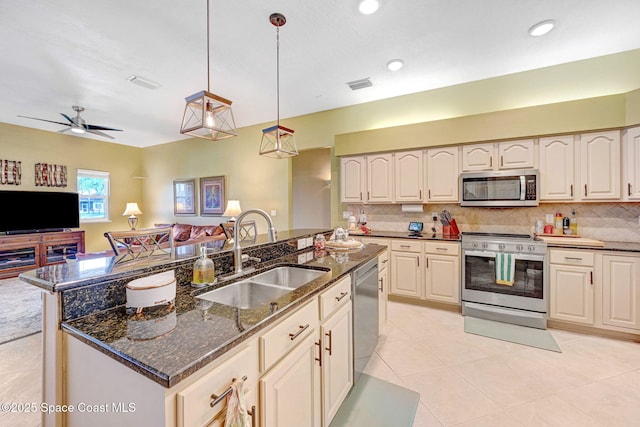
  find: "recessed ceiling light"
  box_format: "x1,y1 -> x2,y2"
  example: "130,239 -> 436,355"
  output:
127,75 -> 161,90
528,19 -> 556,37
358,0 -> 379,15
386,59 -> 404,71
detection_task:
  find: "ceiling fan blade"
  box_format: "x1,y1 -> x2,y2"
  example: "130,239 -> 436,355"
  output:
58,128 -> 72,133
85,129 -> 114,139
18,115 -> 70,127
85,124 -> 123,132
60,113 -> 74,124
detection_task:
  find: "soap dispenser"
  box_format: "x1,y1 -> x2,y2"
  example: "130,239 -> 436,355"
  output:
192,244 -> 215,287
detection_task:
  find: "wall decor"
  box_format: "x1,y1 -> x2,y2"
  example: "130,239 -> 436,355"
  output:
0,160 -> 21,185
173,178 -> 197,216
199,176 -> 226,216
35,163 -> 67,187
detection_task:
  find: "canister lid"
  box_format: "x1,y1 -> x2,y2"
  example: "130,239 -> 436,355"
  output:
126,270 -> 175,290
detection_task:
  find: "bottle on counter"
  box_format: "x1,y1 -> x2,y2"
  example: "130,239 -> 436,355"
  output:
554,213 -> 564,235
193,244 -> 215,286
570,209 -> 578,235
563,216 -> 570,234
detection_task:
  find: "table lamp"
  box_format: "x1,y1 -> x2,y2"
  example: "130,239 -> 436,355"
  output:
222,200 -> 242,221
123,202 -> 143,230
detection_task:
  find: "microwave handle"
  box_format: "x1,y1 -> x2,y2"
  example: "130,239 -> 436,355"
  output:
520,175 -> 526,201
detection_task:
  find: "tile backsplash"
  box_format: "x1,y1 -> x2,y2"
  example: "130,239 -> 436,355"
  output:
347,202 -> 640,243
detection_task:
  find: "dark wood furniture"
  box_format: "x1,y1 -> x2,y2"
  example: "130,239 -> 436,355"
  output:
0,230 -> 85,279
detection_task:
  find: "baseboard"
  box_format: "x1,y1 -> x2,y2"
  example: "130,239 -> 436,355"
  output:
388,294 -> 461,313
548,320 -> 640,343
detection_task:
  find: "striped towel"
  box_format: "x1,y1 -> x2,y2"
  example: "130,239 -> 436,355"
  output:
495,253 -> 515,286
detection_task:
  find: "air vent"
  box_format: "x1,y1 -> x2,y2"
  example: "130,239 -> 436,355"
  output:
127,75 -> 161,90
346,78 -> 373,90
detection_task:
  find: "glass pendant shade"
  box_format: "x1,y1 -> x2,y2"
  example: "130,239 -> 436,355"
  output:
260,124 -> 298,159
180,90 -> 237,140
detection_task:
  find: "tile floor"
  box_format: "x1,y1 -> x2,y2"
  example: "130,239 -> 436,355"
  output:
2,301 -> 640,427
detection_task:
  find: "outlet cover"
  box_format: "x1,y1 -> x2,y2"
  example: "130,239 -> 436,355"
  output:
297,239 -> 305,250
342,211 -> 352,219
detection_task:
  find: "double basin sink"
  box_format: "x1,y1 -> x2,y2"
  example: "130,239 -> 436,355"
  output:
196,265 -> 330,310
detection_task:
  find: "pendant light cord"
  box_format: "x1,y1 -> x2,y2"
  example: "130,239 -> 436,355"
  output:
276,24 -> 280,126
206,0 -> 211,92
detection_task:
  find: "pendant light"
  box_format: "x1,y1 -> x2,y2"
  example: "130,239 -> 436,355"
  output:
180,0 -> 237,141
259,13 -> 298,159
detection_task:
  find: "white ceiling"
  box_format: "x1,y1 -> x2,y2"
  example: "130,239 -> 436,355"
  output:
1,0 -> 640,148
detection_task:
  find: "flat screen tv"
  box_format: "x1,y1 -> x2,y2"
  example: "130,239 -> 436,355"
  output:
0,190 -> 80,234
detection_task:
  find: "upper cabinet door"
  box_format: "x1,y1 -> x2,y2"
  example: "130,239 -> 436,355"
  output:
623,126 -> 640,201
367,153 -> 393,203
498,139 -> 535,169
578,130 -> 621,200
461,143 -> 494,171
539,135 -> 575,200
425,147 -> 459,202
340,156 -> 366,203
394,150 -> 423,202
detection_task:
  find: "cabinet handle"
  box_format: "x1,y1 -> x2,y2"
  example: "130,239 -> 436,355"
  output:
360,192 -> 362,201
428,189 -> 431,199
335,291 -> 348,302
436,247 -> 448,251
382,259 -> 388,264
584,184 -> 587,196
490,157 -> 493,167
315,339 -> 322,366
417,256 -> 420,267
379,277 -> 384,292
247,405 -> 257,427
564,257 -> 583,262
325,330 -> 333,356
590,271 -> 593,285
500,155 -> 504,167
368,191 -> 370,200
289,324 -> 310,341
570,184 -> 573,197
400,244 -> 411,248
419,189 -> 422,199
210,376 -> 248,407
426,257 -> 429,268
629,183 -> 632,196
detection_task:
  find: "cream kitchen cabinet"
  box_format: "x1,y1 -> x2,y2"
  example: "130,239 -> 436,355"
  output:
539,135 -> 575,200
578,130 -> 621,200
340,156 -> 367,203
461,140 -> 534,171
424,241 -> 460,305
390,239 -> 423,298
602,254 -> 640,331
367,153 -> 394,203
394,150 -> 423,202
461,143 -> 494,171
623,126 -> 640,201
260,332 -> 321,427
548,249 -> 595,325
425,147 -> 459,202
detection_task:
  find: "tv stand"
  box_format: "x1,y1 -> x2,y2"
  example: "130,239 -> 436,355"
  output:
0,230 -> 85,279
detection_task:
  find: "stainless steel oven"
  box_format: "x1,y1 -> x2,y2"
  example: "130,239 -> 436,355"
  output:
461,232 -> 548,329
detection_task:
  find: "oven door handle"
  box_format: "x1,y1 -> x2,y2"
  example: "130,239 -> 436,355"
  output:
463,249 -> 545,262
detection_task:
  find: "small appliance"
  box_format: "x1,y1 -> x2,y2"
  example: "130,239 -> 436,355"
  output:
408,221 -> 423,237
459,169 -> 539,207
126,270 -> 176,314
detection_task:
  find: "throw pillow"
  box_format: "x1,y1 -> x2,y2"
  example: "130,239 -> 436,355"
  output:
173,224 -> 192,242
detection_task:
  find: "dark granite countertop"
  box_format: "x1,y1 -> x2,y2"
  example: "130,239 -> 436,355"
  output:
60,243 -> 385,388
545,241 -> 640,253
19,228 -> 331,292
349,230 -> 460,242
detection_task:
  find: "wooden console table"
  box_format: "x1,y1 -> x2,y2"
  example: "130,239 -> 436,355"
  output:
0,230 -> 85,279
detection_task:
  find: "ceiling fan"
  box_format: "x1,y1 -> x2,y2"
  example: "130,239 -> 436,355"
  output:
18,105 -> 123,139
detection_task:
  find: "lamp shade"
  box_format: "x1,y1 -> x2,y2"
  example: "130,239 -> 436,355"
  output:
123,203 -> 143,216
222,200 -> 242,219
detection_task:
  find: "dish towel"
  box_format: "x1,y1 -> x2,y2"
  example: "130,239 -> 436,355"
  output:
225,378 -> 249,427
495,253 -> 515,286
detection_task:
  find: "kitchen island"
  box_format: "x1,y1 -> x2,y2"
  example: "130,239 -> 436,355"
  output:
20,229 -> 385,427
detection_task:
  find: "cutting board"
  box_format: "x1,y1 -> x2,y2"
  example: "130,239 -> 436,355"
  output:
535,235 -> 605,247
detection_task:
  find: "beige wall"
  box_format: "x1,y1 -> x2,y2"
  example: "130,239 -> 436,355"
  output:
292,148 -> 331,229
0,123 -> 143,252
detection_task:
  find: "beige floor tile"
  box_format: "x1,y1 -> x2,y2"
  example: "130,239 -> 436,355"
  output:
497,395 -> 603,427
411,402 -> 444,427
402,366 -> 500,426
362,352 -> 397,381
375,338 -> 446,377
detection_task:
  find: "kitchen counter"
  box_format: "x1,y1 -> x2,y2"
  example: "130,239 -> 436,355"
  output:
349,229 -> 460,241
59,243 -> 385,388
544,240 -> 640,253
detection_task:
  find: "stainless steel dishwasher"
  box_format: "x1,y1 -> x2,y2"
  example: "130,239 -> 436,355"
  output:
351,257 -> 379,384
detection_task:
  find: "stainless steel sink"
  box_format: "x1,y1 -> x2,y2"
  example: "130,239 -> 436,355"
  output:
251,266 -> 327,289
196,281 -> 291,310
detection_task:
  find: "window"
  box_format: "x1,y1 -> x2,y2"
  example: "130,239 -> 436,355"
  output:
77,169 -> 110,222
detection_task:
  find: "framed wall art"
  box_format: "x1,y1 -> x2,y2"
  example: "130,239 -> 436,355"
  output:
173,178 -> 197,216
35,163 -> 67,187
0,160 -> 21,185
199,176 -> 226,216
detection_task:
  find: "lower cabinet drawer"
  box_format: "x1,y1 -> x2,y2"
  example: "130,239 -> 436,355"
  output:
177,339 -> 259,427
391,239 -> 422,252
260,299 -> 319,372
424,241 -> 460,256
319,276 -> 351,321
549,249 -> 595,266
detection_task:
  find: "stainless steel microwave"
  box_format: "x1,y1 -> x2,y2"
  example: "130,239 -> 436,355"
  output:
459,169 -> 539,207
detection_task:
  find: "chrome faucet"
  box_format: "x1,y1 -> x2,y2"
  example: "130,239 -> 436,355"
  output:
232,208 -> 277,274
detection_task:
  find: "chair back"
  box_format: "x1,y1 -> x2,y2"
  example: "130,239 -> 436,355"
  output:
104,227 -> 174,262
